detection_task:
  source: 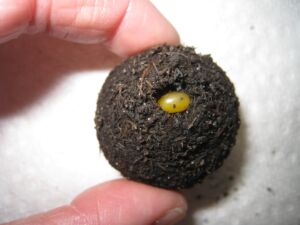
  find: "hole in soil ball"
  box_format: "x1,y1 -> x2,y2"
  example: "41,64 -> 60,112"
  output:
158,91 -> 191,113
153,82 -> 187,99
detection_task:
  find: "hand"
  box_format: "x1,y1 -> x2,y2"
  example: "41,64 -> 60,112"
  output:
1,1 -> 186,225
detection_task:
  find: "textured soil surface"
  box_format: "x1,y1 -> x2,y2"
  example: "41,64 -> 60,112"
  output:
95,45 -> 240,189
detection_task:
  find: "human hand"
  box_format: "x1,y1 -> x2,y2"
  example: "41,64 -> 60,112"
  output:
1,1 -> 186,225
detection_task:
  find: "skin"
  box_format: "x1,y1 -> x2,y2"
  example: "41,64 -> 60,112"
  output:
0,0 -> 186,225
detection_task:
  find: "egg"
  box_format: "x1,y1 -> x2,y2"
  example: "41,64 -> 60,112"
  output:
158,91 -> 190,113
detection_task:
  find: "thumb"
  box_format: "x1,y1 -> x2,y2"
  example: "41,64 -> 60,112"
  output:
0,0 -> 179,56
4,180 -> 187,225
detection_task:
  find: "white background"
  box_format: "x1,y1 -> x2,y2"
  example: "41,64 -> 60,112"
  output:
0,0 -> 299,224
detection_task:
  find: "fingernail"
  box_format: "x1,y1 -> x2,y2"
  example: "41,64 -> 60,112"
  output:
154,207 -> 186,225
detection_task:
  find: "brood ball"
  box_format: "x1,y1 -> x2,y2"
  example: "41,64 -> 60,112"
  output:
95,45 -> 240,189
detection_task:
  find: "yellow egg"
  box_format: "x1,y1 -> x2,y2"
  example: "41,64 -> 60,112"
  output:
158,91 -> 191,113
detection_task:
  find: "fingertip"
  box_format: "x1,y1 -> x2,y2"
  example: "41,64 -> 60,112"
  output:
106,0 -> 180,56
0,0 -> 34,43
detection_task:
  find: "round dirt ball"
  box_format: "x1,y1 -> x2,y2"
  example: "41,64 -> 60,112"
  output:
95,45 -> 240,189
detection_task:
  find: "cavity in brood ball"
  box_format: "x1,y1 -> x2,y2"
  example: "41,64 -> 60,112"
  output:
95,45 -> 240,189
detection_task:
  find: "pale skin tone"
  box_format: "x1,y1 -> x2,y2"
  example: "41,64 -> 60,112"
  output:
0,0 -> 187,225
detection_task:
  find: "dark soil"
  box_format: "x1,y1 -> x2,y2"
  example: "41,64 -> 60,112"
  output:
95,45 -> 240,189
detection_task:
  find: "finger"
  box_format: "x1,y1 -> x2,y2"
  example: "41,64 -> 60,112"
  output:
4,180 -> 187,225
0,0 -> 34,41
0,0 -> 179,56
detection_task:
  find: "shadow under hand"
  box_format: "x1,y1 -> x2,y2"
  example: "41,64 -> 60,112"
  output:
178,110 -> 248,225
0,34 -> 122,117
